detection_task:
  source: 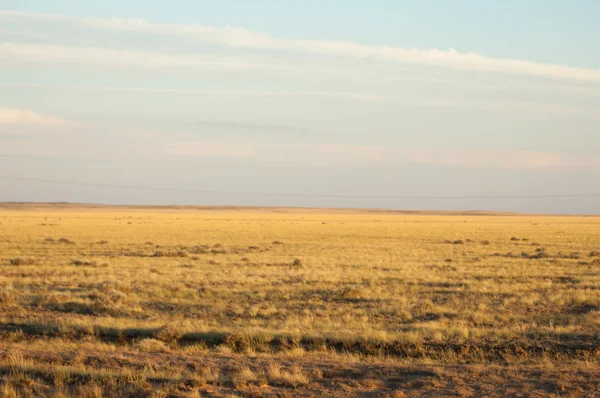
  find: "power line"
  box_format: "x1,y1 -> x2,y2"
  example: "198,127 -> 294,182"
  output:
1,175 -> 599,200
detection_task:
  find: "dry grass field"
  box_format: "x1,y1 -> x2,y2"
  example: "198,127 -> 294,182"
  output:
0,204 -> 599,397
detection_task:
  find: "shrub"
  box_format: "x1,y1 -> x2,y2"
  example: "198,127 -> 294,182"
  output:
136,338 -> 169,352
267,364 -> 309,387
0,288 -> 14,304
337,285 -> 369,300
152,250 -> 188,258
71,260 -> 98,267
291,258 -> 303,267
530,251 -> 550,259
198,287 -> 217,298
9,258 -> 36,266
444,240 -> 464,245
154,324 -> 181,343
96,280 -> 127,293
231,367 -> 258,387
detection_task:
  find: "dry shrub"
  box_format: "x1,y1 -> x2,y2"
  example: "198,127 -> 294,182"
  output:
337,285 -> 369,300
267,364 -> 309,387
0,288 -> 14,304
412,300 -> 435,318
135,338 -> 169,353
215,345 -> 233,354
589,251 -> 600,257
223,333 -> 251,352
193,366 -> 220,386
0,383 -> 18,398
89,288 -> 125,306
198,286 -> 218,298
88,281 -> 128,310
71,259 -> 98,267
6,330 -> 25,342
96,280 -> 128,293
57,238 -> 75,244
528,251 -> 550,259
359,378 -> 385,388
153,250 -> 189,258
154,324 -> 181,343
291,258 -> 303,267
34,293 -> 69,309
385,392 -> 407,398
231,367 -> 258,387
75,384 -> 104,398
272,241 -> 284,245
9,258 -> 36,266
558,251 -> 581,259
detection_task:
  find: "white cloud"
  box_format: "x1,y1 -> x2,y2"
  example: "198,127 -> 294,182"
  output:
0,107 -> 79,126
2,10 -> 600,82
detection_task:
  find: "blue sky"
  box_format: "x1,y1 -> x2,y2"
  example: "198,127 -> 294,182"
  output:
0,0 -> 599,213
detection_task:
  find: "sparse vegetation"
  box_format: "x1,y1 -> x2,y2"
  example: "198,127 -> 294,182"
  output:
0,205 -> 599,396
8,258 -> 36,266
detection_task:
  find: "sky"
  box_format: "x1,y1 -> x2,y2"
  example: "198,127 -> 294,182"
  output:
0,0 -> 599,213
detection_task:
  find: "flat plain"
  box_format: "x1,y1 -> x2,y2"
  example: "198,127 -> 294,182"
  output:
0,204 -> 599,397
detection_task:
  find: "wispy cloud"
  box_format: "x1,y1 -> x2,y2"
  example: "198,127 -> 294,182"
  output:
404,148 -> 568,170
0,83 -> 596,117
2,10 -> 600,82
0,107 -> 79,126
163,142 -> 258,159
165,141 -> 600,171
194,121 -> 307,132
0,42 -> 331,73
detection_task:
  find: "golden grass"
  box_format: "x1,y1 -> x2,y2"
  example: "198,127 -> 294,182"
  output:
0,205 -> 599,396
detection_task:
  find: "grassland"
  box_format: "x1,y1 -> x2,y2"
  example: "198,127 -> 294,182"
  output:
0,203 -> 599,397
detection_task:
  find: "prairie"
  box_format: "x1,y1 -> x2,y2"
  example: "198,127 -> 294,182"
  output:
0,204 -> 599,397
